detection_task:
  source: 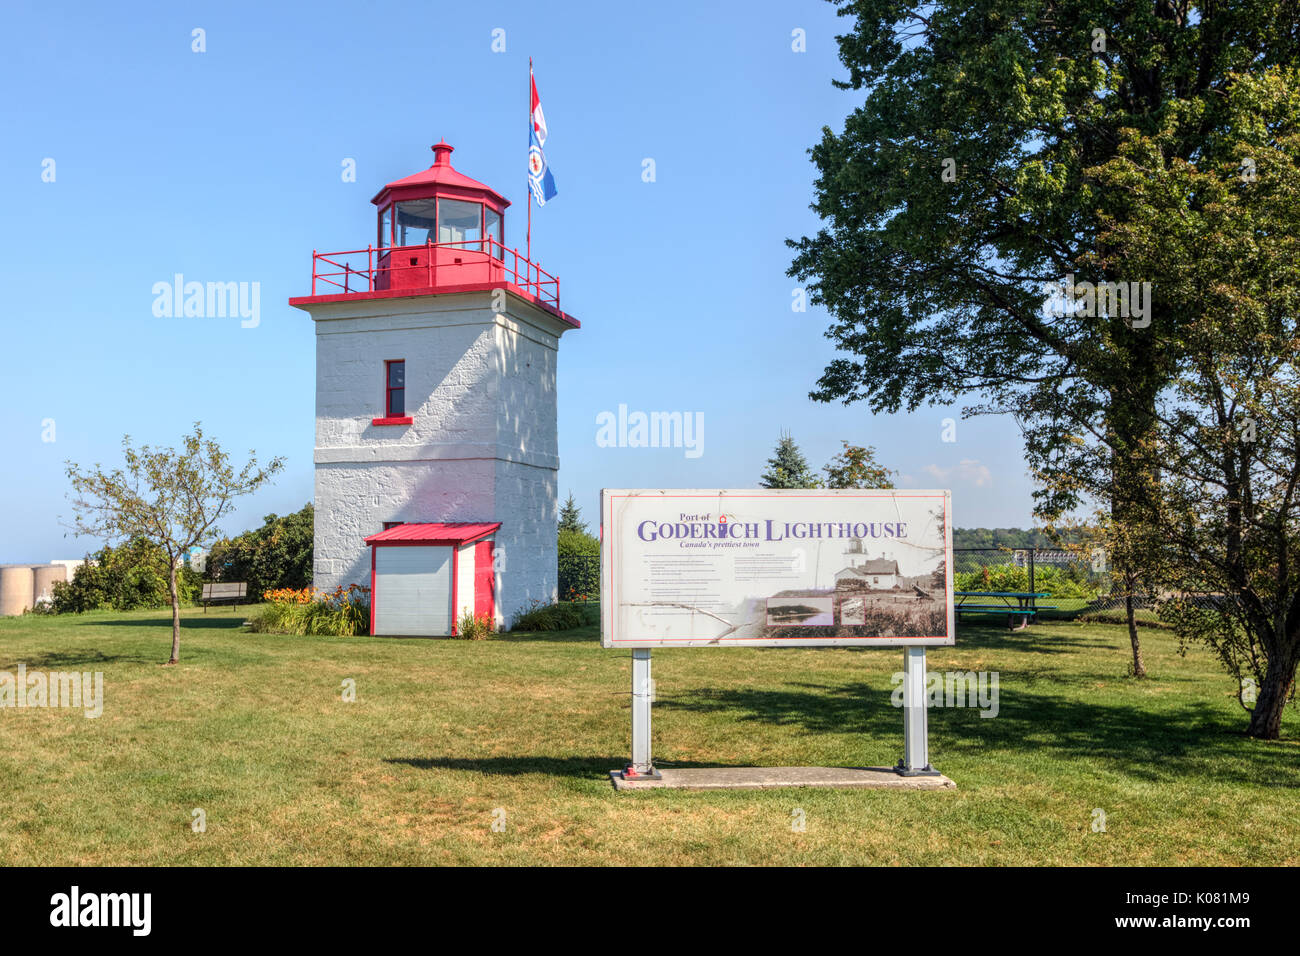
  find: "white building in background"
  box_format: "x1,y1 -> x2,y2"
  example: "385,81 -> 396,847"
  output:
835,559 -> 901,590
837,539 -> 902,589
289,142 -> 580,636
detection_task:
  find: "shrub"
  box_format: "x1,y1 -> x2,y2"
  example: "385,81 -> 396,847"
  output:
51,539 -> 201,613
510,599 -> 587,632
558,527 -> 599,601
251,584 -> 370,637
953,563 -> 1098,600
455,610 -> 497,640
206,504 -> 313,598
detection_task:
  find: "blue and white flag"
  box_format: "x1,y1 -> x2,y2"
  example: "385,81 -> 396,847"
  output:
528,66 -> 558,206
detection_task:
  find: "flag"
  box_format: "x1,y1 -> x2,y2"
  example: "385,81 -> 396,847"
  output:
528,66 -> 558,207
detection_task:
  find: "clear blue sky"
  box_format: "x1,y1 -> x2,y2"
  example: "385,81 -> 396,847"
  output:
0,0 -> 1036,563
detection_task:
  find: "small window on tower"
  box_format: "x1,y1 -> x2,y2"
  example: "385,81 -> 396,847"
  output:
386,361 -> 405,418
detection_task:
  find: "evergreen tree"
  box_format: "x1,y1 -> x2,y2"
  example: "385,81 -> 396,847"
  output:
558,491 -> 587,535
759,432 -> 820,489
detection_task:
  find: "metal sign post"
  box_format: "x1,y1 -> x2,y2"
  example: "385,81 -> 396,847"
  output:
623,649 -> 661,780
898,645 -> 941,776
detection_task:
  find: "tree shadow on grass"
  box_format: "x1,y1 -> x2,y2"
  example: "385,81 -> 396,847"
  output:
0,647 -> 158,669
493,626 -> 600,644
386,755 -> 774,778
954,623 -> 1107,654
79,615 -> 249,630
386,755 -> 647,778
653,682 -> 1300,788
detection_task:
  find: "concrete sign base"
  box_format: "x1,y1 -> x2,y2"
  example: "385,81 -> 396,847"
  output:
609,766 -> 956,791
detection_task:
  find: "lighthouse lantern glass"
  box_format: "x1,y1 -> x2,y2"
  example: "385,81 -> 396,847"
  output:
395,199 -> 437,246
379,206 -> 393,249
437,198 -> 482,250
484,207 -> 502,254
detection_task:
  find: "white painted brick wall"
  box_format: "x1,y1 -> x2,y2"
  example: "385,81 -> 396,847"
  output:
303,290 -> 571,624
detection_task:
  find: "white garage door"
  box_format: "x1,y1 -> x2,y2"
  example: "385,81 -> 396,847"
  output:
374,546 -> 453,636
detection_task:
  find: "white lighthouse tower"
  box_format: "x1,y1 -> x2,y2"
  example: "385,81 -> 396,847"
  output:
290,142 -> 579,635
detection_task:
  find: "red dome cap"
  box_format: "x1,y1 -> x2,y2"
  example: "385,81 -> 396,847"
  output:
371,141 -> 509,210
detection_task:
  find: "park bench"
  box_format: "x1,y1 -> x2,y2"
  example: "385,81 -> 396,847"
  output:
200,582 -> 247,611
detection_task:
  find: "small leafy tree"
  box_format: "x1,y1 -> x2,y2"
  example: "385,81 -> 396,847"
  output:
822,441 -> 895,489
929,559 -> 946,592
760,432 -> 821,489
65,423 -> 284,664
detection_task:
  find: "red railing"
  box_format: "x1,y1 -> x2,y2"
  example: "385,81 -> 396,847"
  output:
309,237 -> 560,309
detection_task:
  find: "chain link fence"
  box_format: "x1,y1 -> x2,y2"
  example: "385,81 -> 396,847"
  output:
558,553 -> 600,603
952,547 -> 1166,623
563,547 -> 1187,624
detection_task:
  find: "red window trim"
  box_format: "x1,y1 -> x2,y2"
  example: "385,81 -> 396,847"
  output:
383,359 -> 406,422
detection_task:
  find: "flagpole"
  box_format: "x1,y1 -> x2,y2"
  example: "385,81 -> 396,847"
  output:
526,56 -> 533,265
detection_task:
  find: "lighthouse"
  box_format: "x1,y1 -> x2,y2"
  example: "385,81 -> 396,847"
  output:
289,142 -> 579,636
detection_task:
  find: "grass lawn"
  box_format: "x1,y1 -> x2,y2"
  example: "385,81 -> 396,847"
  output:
0,606 -> 1296,866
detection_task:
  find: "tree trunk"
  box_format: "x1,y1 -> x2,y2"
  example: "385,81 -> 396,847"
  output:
1247,650 -> 1296,740
1125,589 -> 1146,679
167,562 -> 181,665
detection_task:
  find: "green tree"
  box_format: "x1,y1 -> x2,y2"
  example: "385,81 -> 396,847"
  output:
788,2 -> 1294,496
760,432 -> 821,488
788,3 -> 1300,723
822,441 -> 895,489
1037,67 -> 1300,736
558,526 -> 600,600
65,424 -> 284,664
207,504 -> 314,599
52,538 -> 201,613
558,491 -> 588,535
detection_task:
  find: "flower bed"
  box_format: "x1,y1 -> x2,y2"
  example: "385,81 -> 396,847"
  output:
252,585 -> 371,636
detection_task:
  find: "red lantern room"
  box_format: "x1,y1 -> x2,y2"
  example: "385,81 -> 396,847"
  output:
291,141 -> 572,323
371,141 -> 508,292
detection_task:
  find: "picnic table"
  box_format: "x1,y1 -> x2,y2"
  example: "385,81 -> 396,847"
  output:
955,591 -> 1054,630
